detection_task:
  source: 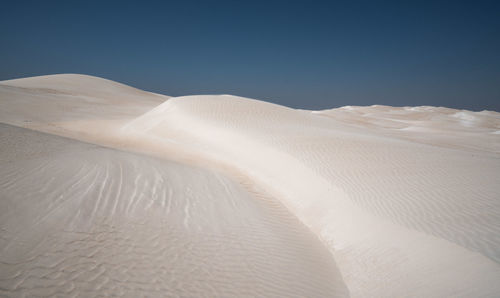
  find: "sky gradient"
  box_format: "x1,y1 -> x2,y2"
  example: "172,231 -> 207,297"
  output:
1,0 -> 499,111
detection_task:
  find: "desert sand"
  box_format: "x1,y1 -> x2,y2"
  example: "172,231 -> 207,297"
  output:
1,74 -> 499,297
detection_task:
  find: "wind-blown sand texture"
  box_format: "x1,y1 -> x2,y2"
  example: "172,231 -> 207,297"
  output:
1,74 -> 499,297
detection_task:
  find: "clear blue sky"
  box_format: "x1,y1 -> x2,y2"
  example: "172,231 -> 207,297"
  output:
1,0 -> 499,111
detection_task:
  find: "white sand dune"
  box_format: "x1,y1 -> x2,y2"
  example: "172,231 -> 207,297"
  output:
315,105 -> 500,155
124,95 -> 500,297
0,74 -> 167,144
1,74 -> 500,297
0,123 -> 347,297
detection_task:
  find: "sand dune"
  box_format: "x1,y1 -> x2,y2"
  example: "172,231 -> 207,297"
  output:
0,123 -> 347,297
124,95 -> 500,297
315,105 -> 500,154
0,74 -> 167,144
1,74 -> 500,297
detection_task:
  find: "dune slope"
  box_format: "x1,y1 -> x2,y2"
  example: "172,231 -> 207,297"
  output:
0,74 -> 168,143
125,95 -> 500,297
0,123 -> 347,297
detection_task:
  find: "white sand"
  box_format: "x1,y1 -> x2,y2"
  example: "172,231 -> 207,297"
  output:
1,74 -> 500,297
0,74 -> 167,144
0,124 -> 346,296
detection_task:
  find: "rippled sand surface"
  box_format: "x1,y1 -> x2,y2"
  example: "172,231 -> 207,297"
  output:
0,124 -> 347,297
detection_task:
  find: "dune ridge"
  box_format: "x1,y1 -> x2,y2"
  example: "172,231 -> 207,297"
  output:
1,74 -> 500,297
124,95 -> 500,297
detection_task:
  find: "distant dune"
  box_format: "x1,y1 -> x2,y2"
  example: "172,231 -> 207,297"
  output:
1,74 -> 499,297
